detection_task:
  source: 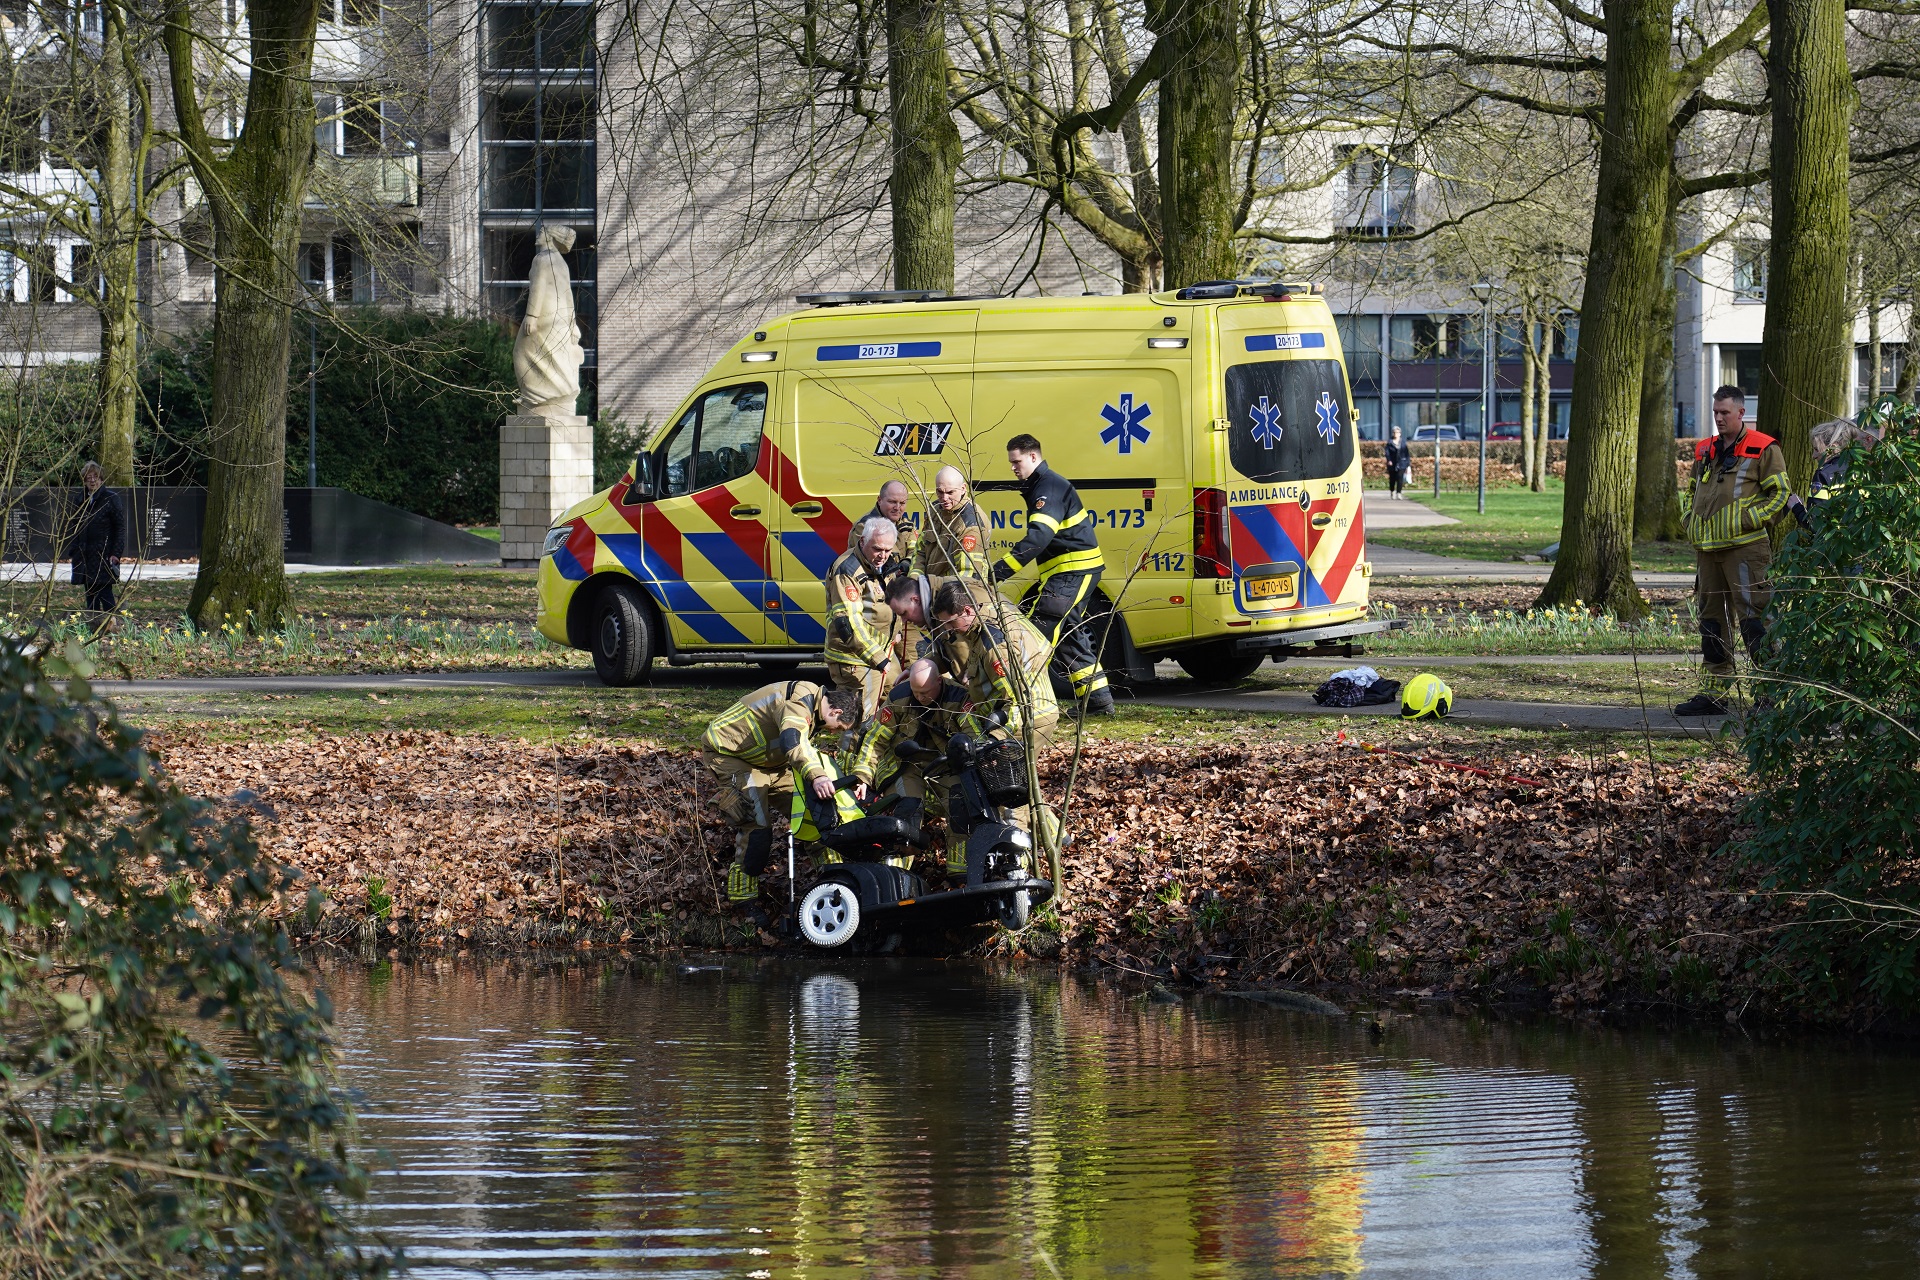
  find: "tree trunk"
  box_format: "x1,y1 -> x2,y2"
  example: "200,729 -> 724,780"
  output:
1759,0 -> 1854,491
164,0 -> 321,631
1534,321 -> 1553,490
1520,298 -> 1538,490
1096,0 -> 1162,289
93,15 -> 140,489
886,0 -> 959,292
1536,0 -> 1669,618
1145,0 -> 1238,286
1633,203 -> 1684,541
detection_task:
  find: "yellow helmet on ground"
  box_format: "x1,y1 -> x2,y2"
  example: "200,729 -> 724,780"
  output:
1401,673 -> 1453,719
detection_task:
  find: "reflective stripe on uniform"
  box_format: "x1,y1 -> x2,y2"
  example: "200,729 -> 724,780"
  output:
1036,545 -> 1105,581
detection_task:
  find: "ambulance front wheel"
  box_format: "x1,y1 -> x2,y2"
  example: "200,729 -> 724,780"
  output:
1176,640 -> 1264,685
591,582 -> 657,686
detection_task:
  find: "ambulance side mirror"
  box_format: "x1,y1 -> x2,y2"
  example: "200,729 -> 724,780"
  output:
630,452 -> 657,501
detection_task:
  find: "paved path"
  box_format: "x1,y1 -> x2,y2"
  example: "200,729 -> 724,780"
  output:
2,561 -> 420,584
1360,495 -> 1458,529
1366,544 -> 1694,588
97,663 -> 1719,736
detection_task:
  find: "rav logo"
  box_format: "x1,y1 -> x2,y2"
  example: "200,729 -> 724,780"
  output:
875,421 -> 953,455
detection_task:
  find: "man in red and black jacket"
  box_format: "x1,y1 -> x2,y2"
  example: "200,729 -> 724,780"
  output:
1673,386 -> 1790,717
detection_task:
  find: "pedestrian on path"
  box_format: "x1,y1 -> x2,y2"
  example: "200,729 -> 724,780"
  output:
1673,386 -> 1789,718
70,461 -> 123,623
1383,428 -> 1412,499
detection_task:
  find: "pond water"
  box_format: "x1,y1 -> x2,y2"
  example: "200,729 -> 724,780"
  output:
328,957 -> 1920,1278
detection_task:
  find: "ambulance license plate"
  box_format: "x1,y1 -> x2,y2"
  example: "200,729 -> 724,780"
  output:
1245,573 -> 1296,602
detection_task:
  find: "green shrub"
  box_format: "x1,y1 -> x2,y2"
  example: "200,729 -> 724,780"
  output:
142,311 -> 515,522
1742,400 -> 1920,1009
594,416 -> 652,490
0,362 -> 105,486
0,638 -> 392,1277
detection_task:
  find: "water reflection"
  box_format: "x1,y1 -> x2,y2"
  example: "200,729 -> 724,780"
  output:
326,958 -> 1920,1278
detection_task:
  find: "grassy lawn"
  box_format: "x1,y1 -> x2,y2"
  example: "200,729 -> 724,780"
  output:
7,567 -> 582,679
1366,599 -> 1695,655
12,562 -> 1698,679
1367,481 -> 1696,573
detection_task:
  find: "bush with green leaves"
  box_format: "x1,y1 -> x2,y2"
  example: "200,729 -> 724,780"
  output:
1743,400 -> 1920,1010
0,638 -> 392,1278
143,310 -> 515,522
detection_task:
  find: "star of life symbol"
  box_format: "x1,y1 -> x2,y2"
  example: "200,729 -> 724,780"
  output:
1099,393 -> 1152,454
1248,396 -> 1285,448
1314,391 -> 1343,444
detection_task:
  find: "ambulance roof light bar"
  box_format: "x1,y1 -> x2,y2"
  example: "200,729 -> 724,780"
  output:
1171,278 -> 1321,301
796,290 -> 952,307
795,290 -> 1010,307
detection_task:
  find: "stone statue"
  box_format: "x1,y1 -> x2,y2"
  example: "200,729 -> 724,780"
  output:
513,225 -> 585,418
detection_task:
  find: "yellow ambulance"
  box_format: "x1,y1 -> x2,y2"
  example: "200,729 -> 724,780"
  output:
535,281 -> 1391,685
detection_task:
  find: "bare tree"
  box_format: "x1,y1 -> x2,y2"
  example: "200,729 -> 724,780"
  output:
163,0 -> 323,630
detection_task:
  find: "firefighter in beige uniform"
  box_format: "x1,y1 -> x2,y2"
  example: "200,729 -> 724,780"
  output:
825,517 -> 903,718
930,578 -> 1061,852
884,571 -> 1005,684
700,680 -> 861,901
845,479 -> 918,559
1673,386 -> 1790,718
915,465 -> 991,582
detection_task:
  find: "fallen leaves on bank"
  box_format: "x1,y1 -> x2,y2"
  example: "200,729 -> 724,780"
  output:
157,730 -> 744,951
1044,740 -> 1787,1015
156,728 -> 1792,1015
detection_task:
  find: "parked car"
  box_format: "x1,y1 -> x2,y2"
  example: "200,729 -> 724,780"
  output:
1487,421 -> 1524,441
1410,425 -> 1462,442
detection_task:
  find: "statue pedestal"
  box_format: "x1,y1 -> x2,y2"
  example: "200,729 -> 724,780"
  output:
499,414 -> 592,567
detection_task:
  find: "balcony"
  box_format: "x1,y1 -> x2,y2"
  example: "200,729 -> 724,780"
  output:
307,153 -> 420,209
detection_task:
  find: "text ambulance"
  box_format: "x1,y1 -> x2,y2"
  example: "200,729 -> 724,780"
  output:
536,282 -> 1392,685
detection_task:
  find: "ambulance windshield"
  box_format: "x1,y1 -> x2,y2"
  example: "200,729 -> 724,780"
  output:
1224,359 -> 1354,484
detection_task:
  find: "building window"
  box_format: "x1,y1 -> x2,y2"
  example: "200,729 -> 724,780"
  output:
1732,241 -> 1767,303
1389,314 -> 1467,362
1352,396 -> 1382,441
1720,345 -> 1763,407
1550,314 -> 1578,361
1336,145 -> 1415,237
1335,313 -> 1381,387
299,237 -> 377,303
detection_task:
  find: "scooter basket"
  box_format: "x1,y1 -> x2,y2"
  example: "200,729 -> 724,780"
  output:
975,740 -> 1031,807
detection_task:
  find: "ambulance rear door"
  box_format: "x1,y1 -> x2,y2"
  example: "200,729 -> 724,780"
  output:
1212,303 -> 1363,617
773,306 -> 978,642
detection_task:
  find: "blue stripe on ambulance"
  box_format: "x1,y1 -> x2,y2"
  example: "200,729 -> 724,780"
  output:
816,341 -> 943,361
684,532 -> 827,644
1243,333 -> 1327,352
599,533 -> 753,643
552,544 -> 589,581
778,530 -> 839,579
1229,505 -> 1333,609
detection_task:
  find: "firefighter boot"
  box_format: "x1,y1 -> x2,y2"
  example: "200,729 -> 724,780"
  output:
726,831 -> 760,903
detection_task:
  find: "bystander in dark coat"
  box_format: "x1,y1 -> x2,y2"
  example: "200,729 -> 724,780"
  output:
71,463 -> 124,616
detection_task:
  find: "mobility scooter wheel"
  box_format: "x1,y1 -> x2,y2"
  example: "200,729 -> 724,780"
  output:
1001,887 -> 1032,930
798,882 -> 862,947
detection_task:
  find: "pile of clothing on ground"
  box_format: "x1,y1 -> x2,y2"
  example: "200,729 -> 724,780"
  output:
1311,665 -> 1402,708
